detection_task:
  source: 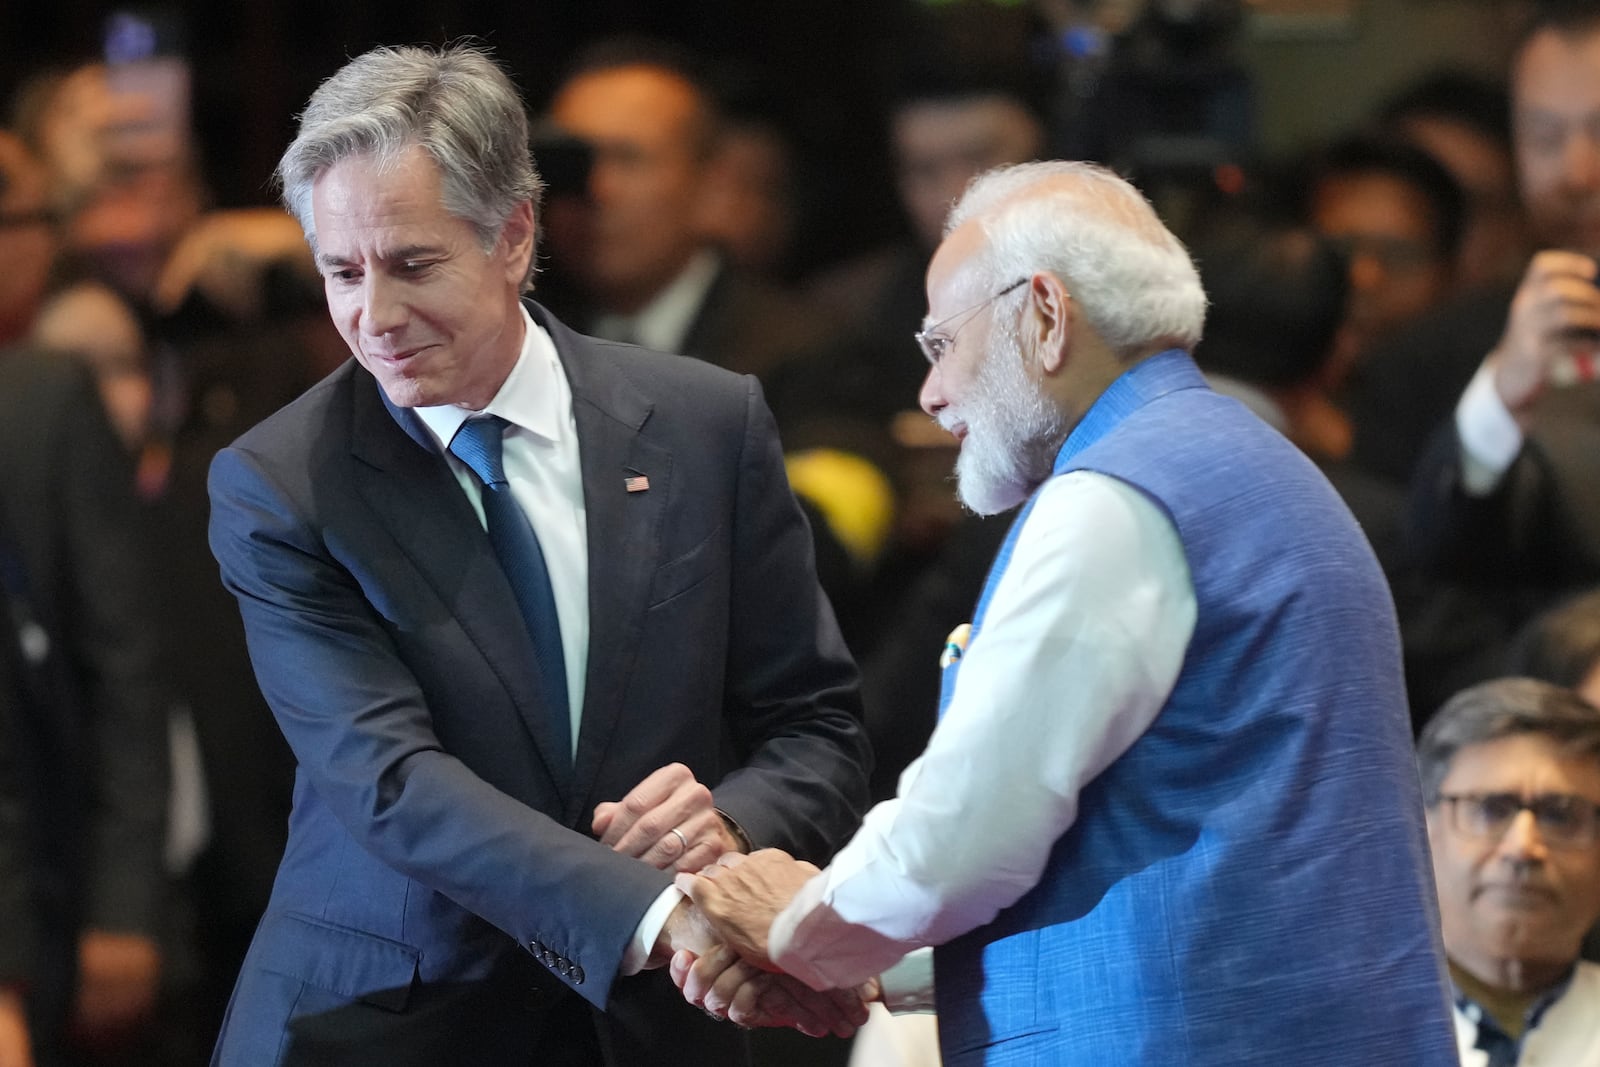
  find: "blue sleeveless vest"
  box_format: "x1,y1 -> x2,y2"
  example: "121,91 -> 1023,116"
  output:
932,351 -> 1455,1066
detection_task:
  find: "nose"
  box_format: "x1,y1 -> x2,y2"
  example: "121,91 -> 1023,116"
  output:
1496,808 -> 1551,862
1347,250 -> 1385,294
586,152 -> 622,209
918,364 -> 945,418
359,275 -> 406,337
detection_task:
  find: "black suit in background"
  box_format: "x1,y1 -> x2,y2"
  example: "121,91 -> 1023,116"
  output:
859,512 -> 1013,805
679,261 -> 834,385
140,316 -> 314,1064
1344,286 -> 1511,485
0,348 -> 169,1066
1328,284 -> 1572,726
1402,380 -> 1600,718
1410,379 -> 1600,591
0,640 -> 35,990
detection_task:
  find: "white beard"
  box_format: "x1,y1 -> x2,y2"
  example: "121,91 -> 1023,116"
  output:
946,324 -> 1067,515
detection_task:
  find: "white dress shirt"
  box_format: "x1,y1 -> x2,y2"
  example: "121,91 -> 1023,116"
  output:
1453,343 -> 1600,495
414,307 -> 589,750
412,308 -> 681,979
1454,961 -> 1600,1067
413,308 -> 674,975
1454,360 -> 1527,497
770,471 -> 1197,994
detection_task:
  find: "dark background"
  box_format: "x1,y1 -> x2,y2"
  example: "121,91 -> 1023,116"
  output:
1,0 -> 918,275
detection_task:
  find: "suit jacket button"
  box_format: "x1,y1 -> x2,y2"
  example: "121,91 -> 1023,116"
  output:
572,966 -> 585,985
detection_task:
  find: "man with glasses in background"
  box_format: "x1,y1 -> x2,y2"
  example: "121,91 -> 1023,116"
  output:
1419,677 -> 1600,1066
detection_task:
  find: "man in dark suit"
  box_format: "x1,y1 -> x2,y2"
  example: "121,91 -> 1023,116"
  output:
541,39 -> 828,385
206,44 -> 872,1066
0,351 -> 171,1067
0,130 -> 169,1067
0,621 -> 36,1067
1401,1 -> 1600,718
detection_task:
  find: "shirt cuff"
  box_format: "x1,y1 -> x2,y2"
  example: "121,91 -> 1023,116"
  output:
878,948 -> 935,1014
621,885 -> 685,975
771,868 -> 919,992
1455,360 -> 1524,496
715,808 -> 754,853
770,870 -> 844,990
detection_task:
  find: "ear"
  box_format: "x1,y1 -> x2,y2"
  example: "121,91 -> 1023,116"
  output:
499,200 -> 537,285
1026,272 -> 1073,375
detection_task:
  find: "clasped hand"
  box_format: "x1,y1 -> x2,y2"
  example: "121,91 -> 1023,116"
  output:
668,850 -> 878,1037
598,771 -> 875,1036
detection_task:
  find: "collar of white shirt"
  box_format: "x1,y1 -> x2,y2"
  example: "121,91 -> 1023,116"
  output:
590,248 -> 720,353
412,304 -> 567,450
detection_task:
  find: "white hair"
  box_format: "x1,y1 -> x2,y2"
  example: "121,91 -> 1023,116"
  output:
277,44 -> 542,281
946,160 -> 1207,357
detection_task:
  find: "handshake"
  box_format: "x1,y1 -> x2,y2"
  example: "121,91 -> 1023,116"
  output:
594,765 -> 877,1038
657,850 -> 878,1039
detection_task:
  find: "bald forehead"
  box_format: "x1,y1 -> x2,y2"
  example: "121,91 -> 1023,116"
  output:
554,65 -> 710,136
893,95 -> 1044,157
1514,23 -> 1600,103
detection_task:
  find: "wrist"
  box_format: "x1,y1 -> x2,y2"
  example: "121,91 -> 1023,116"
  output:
651,899 -> 717,967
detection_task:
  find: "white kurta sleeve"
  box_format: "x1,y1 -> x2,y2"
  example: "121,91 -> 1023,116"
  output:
769,471 -> 1197,991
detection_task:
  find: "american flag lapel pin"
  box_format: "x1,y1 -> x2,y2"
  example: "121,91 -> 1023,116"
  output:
624,472 -> 650,493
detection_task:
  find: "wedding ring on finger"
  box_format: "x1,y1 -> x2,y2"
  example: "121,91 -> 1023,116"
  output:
669,827 -> 690,854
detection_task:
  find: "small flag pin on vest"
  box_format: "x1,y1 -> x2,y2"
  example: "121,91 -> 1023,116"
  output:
940,623 -> 972,669
624,474 -> 650,493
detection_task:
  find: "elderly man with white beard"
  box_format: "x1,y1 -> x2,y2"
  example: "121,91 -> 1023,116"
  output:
671,160 -> 1460,1066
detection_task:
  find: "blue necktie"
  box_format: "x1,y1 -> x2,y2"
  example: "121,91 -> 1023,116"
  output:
449,416 -> 571,760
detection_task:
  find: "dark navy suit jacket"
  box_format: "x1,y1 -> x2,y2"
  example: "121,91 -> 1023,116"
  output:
207,304 -> 870,1065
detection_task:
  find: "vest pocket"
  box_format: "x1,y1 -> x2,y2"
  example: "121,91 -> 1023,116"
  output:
254,911 -> 421,1013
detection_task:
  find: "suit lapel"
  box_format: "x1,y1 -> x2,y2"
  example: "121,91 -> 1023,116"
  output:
349,372 -> 575,799
538,308 -> 670,825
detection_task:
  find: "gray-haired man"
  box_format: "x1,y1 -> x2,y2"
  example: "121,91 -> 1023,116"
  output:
207,44 -> 871,1066
1419,678 -> 1600,1066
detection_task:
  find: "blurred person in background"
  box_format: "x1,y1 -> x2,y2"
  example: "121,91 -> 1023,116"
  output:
0,128 -> 170,1067
29,284 -> 164,498
1300,134 -> 1465,454
1379,69 -> 1532,292
1187,208 -> 1410,569
695,108 -> 800,282
2,685 -> 37,1067
543,38 -> 825,384
1404,0 -> 1600,692
1508,586 -> 1600,707
806,71 -> 1047,424
13,48 -> 320,1059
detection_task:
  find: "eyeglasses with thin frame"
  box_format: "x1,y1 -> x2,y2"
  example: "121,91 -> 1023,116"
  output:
914,277 -> 1028,366
1436,791 -> 1600,849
